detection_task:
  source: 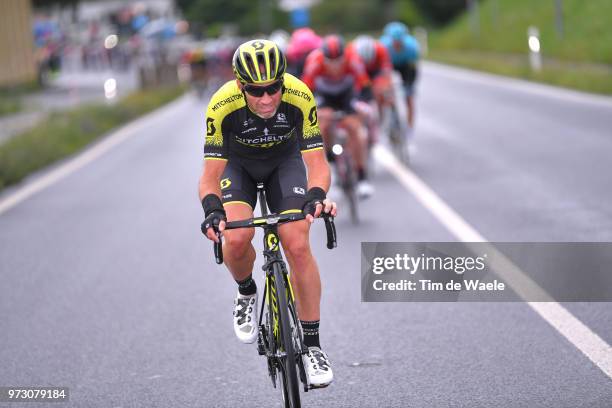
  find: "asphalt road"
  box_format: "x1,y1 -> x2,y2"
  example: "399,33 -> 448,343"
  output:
1,62 -> 611,407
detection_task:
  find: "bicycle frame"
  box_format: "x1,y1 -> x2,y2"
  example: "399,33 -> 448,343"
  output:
256,197 -> 302,396
210,183 -> 336,406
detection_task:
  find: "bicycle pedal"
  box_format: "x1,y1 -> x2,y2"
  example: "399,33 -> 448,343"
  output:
257,334 -> 266,355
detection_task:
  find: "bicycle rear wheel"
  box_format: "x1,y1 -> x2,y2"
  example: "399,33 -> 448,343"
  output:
336,153 -> 359,224
389,109 -> 410,165
273,264 -> 301,408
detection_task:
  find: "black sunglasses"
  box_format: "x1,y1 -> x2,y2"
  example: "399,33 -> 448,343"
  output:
243,80 -> 283,97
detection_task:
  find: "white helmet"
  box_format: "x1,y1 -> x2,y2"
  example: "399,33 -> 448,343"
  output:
354,35 -> 376,65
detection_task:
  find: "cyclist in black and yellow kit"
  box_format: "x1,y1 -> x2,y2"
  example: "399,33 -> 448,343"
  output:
199,39 -> 336,387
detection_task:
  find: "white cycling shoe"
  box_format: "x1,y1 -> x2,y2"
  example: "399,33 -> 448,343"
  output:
303,347 -> 334,388
356,180 -> 374,199
233,291 -> 258,344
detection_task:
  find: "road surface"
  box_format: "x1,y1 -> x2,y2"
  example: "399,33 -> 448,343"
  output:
1,62 -> 611,407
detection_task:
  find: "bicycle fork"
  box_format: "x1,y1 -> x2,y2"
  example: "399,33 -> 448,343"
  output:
256,228 -> 309,391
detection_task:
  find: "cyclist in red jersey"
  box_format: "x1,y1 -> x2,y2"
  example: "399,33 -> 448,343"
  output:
346,35 -> 393,148
301,34 -> 374,198
346,35 -> 393,114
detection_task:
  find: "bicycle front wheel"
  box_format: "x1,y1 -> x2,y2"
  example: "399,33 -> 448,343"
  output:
389,104 -> 411,165
273,263 -> 301,408
337,153 -> 359,224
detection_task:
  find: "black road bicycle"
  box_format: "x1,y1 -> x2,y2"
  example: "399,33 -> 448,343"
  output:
209,183 -> 337,408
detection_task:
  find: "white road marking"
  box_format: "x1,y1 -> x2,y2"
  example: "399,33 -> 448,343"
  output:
374,144 -> 612,380
425,61 -> 612,109
0,95 -> 190,215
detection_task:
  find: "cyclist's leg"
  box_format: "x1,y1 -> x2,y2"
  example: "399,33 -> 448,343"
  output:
280,220 -> 321,321
400,63 -> 418,129
406,93 -> 415,129
266,153 -> 321,322
343,113 -> 367,167
372,72 -> 391,110
353,98 -> 378,148
374,72 -> 393,120
268,154 -> 334,386
223,204 -> 256,280
219,159 -> 260,343
220,159 -> 257,281
372,71 -> 390,106
342,108 -> 370,185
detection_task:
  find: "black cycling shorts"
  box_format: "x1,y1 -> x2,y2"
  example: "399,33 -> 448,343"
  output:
314,76 -> 357,114
220,148 -> 308,214
317,89 -> 357,114
396,63 -> 418,96
397,63 -> 417,85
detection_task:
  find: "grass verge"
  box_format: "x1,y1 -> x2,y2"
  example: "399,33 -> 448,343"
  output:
0,82 -> 40,116
0,85 -> 185,191
427,50 -> 612,95
429,0 -> 612,65
0,97 -> 22,116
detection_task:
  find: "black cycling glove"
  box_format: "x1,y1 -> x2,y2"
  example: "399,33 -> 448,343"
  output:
201,194 -> 226,235
302,187 -> 326,217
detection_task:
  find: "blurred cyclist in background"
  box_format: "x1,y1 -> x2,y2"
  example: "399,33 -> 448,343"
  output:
286,27 -> 322,78
183,47 -> 208,98
301,34 -> 375,198
347,35 -> 393,109
346,35 -> 393,147
380,21 -> 420,130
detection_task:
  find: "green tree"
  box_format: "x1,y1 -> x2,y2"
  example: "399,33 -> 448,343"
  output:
32,0 -> 79,8
412,0 -> 467,26
310,1 -> 387,34
176,0 -> 289,36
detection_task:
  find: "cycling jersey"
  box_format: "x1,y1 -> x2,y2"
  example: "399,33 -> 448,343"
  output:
380,34 -> 420,94
380,34 -> 420,67
204,73 -> 324,212
301,49 -> 371,94
204,73 -> 324,161
345,41 -> 392,79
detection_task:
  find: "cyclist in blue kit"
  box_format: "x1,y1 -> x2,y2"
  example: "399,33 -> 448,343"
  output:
380,21 -> 420,130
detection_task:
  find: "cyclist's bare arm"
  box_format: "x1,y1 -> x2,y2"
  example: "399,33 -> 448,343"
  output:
302,149 -> 337,220
199,158 -> 227,240
303,149 -> 330,191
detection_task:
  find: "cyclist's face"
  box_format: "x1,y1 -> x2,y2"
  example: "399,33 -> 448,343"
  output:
239,80 -> 283,119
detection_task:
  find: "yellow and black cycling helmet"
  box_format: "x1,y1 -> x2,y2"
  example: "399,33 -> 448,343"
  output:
232,39 -> 286,84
